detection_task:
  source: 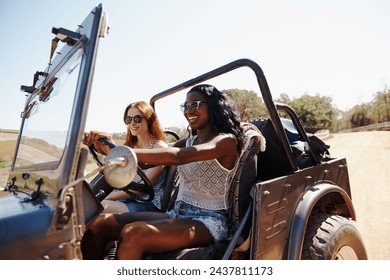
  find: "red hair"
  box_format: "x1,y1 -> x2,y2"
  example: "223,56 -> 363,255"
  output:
123,101 -> 166,147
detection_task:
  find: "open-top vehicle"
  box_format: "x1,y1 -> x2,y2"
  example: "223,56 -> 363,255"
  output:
0,4 -> 367,260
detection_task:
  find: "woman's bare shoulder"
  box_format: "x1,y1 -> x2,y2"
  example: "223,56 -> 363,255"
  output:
213,133 -> 237,144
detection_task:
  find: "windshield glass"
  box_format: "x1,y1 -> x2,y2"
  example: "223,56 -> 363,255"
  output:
14,47 -> 83,168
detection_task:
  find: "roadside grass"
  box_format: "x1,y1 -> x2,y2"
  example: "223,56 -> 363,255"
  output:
0,140 -> 16,187
0,139 -> 17,152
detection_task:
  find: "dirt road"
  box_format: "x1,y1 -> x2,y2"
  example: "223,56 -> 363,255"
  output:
325,131 -> 390,260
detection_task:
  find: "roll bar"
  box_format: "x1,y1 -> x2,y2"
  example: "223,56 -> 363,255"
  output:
149,58 -> 299,172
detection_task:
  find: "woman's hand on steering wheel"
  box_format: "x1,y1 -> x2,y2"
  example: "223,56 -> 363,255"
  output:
83,131 -> 114,155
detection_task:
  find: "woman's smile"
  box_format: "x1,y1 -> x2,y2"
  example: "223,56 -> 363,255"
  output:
186,115 -> 198,123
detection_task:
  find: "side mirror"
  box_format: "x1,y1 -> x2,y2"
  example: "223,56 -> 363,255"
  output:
103,146 -> 138,188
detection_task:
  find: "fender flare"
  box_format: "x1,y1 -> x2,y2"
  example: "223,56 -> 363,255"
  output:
287,183 -> 356,260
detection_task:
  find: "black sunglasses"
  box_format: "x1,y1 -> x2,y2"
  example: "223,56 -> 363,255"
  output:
124,115 -> 144,124
180,101 -> 207,112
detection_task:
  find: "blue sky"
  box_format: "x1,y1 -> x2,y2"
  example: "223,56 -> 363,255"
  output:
1,0 -> 389,133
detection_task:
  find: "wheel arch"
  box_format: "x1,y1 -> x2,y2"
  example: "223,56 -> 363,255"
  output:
286,182 -> 356,260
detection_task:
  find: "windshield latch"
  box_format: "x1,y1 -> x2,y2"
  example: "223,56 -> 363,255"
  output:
31,178 -> 44,200
4,177 -> 17,192
20,71 -> 48,94
50,27 -> 83,60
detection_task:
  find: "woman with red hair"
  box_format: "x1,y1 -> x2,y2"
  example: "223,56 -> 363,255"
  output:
83,101 -> 168,213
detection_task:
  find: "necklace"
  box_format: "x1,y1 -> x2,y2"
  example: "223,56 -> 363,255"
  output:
149,135 -> 155,149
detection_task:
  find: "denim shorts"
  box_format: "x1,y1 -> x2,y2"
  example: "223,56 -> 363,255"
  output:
166,200 -> 228,242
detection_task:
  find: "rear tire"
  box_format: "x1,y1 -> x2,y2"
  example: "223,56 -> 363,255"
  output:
302,213 -> 368,260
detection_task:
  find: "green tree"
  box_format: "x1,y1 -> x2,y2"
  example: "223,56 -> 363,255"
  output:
293,95 -> 334,131
369,89 -> 390,123
223,88 -> 267,121
276,94 -> 338,132
349,103 -> 373,128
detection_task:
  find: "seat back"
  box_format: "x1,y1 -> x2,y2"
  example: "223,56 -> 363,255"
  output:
159,165 -> 179,212
227,123 -> 265,239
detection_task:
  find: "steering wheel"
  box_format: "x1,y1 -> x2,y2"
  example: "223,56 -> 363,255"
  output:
88,138 -> 154,203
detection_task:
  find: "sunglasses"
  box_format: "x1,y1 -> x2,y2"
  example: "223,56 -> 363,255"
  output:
180,101 -> 207,112
124,115 -> 144,124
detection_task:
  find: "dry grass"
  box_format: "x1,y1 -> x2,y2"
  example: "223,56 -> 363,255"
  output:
0,133 -> 17,187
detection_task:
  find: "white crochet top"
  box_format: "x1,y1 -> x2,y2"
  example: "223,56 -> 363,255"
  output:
176,134 -> 235,210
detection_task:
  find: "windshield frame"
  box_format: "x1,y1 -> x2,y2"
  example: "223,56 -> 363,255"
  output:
7,4 -> 106,197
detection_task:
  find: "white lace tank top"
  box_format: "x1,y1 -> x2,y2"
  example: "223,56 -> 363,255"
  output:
176,134 -> 235,210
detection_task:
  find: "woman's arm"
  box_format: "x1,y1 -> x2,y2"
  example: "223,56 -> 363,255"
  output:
135,134 -> 238,170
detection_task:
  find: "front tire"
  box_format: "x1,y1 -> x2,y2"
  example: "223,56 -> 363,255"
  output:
302,213 -> 368,260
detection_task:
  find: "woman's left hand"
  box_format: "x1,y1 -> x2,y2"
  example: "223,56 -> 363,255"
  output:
83,131 -> 114,155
